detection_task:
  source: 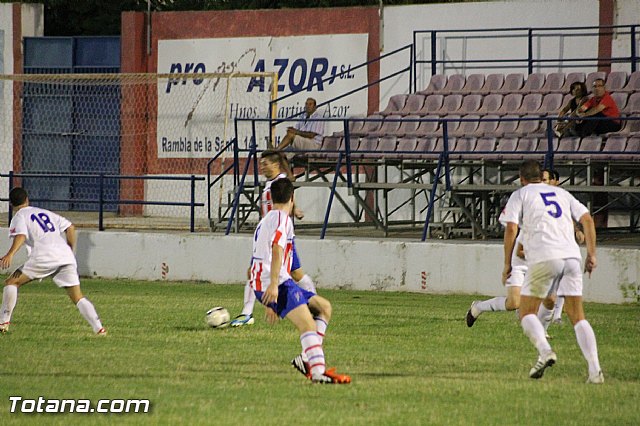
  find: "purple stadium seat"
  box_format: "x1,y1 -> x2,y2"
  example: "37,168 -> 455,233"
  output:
354,136 -> 379,159
395,136 -> 418,158
420,74 -> 447,94
355,114 -> 384,136
418,137 -> 453,160
442,115 -> 462,136
417,95 -> 444,115
620,71 -> 640,93
395,114 -> 421,137
606,71 -> 628,92
553,137 -> 580,160
465,136 -> 497,160
368,115 -> 403,137
610,92 -> 628,112
623,93 -> 640,114
537,93 -> 564,115
439,74 -> 466,95
514,93 -> 543,116
377,135 -> 398,156
319,136 -> 344,159
608,136 -> 640,161
458,94 -> 483,114
405,115 -> 440,138
434,94 -> 464,116
478,73 -> 505,95
562,136 -> 602,161
555,72 -> 586,94
497,73 -> 524,94
586,72 -> 607,90
461,74 -> 485,94
495,94 -> 523,116
333,115 -> 366,137
477,94 -> 503,115
537,72 -> 565,94
507,117 -> 542,137
475,114 -> 500,137
449,137 -> 477,160
618,116 -> 640,136
501,137 -> 539,160
487,136 -> 518,160
450,114 -> 481,138
398,94 -> 426,116
515,73 -> 546,94
376,94 -> 407,116
493,115 -> 520,137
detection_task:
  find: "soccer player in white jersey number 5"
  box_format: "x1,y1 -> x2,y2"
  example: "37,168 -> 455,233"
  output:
249,178 -> 349,384
500,161 -> 602,383
0,187 -> 105,335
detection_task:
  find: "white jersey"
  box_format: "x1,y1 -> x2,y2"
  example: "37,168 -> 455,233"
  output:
260,173 -> 288,217
249,209 -> 294,291
8,206 -> 76,267
499,183 -> 588,265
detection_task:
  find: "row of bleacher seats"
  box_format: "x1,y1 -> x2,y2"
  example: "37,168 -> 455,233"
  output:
317,134 -> 640,161
374,92 -> 639,118
416,71 -> 640,96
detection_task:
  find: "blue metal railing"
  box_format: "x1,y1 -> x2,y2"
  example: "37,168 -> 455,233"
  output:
1,173 -> 205,232
413,24 -> 640,84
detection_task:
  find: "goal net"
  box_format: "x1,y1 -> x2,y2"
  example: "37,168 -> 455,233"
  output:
0,72 -> 278,229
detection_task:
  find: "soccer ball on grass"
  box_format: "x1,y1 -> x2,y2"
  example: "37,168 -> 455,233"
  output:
206,307 -> 230,328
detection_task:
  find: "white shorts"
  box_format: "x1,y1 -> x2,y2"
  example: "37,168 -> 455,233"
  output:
19,262 -> 80,288
291,135 -> 321,151
506,264 -> 527,287
522,258 -> 583,298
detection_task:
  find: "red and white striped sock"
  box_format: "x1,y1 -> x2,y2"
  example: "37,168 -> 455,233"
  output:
300,331 -> 325,377
314,317 -> 328,344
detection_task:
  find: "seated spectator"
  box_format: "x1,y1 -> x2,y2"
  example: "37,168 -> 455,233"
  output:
276,97 -> 324,152
575,78 -> 622,136
554,81 -> 588,138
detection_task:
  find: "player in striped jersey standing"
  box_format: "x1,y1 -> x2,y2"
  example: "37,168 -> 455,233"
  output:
500,160 -> 602,383
0,187 -> 105,335
231,150 -> 318,327
249,178 -> 349,384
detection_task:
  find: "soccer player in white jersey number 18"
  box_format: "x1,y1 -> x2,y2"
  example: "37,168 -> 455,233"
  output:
0,187 -> 105,335
500,160 -> 602,383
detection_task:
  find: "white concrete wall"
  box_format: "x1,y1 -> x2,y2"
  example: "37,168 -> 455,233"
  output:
380,0 -> 602,109
1,228 -> 636,304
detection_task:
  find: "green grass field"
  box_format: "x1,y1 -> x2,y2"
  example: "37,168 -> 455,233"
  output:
0,277 -> 638,425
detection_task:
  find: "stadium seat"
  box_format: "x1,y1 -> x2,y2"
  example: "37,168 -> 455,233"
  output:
450,114 -> 480,138
515,73 -> 546,94
420,74 -> 447,94
493,115 -> 520,137
319,136 -> 344,159
355,136 -> 380,159
377,135 -> 398,156
586,71 -> 607,90
434,94 -> 464,116
376,94 -> 407,116
623,93 -> 640,114
561,136 -> 602,161
514,93 -> 543,116
620,71 -> 640,93
449,137 -> 477,160
537,72 -> 565,94
537,93 -> 564,115
555,72 -> 586,94
417,95 -> 444,115
398,94 -> 426,116
457,94 -> 483,114
475,115 -> 500,137
395,114 -> 422,137
439,74 -> 466,95
508,117 -> 542,137
404,115 -> 440,138
476,94 -> 503,115
501,137 -> 539,160
605,71 -> 628,92
600,135 -> 627,159
354,114 -> 384,137
611,92 -> 629,112
497,73 -> 524,94
478,73 -> 505,94
441,115 -> 462,137
494,94 -> 523,116
368,115 -> 403,137
469,136 -> 497,160
461,74 -> 485,94
487,136 -> 518,160
618,116 -> 640,136
608,136 -> 640,161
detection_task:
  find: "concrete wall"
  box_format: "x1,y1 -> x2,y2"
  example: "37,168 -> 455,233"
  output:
1,228 -> 636,304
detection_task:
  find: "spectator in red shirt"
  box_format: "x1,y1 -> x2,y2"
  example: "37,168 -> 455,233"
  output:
575,78 -> 622,137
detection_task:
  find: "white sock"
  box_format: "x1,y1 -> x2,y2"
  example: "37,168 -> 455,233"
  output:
300,331 -> 325,377
297,274 -> 316,294
553,297 -> 565,321
0,285 -> 18,323
76,298 -> 103,333
537,304 -> 554,332
314,317 -> 328,344
521,314 -> 552,355
474,296 -> 506,315
574,320 -> 602,376
241,280 -> 256,316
